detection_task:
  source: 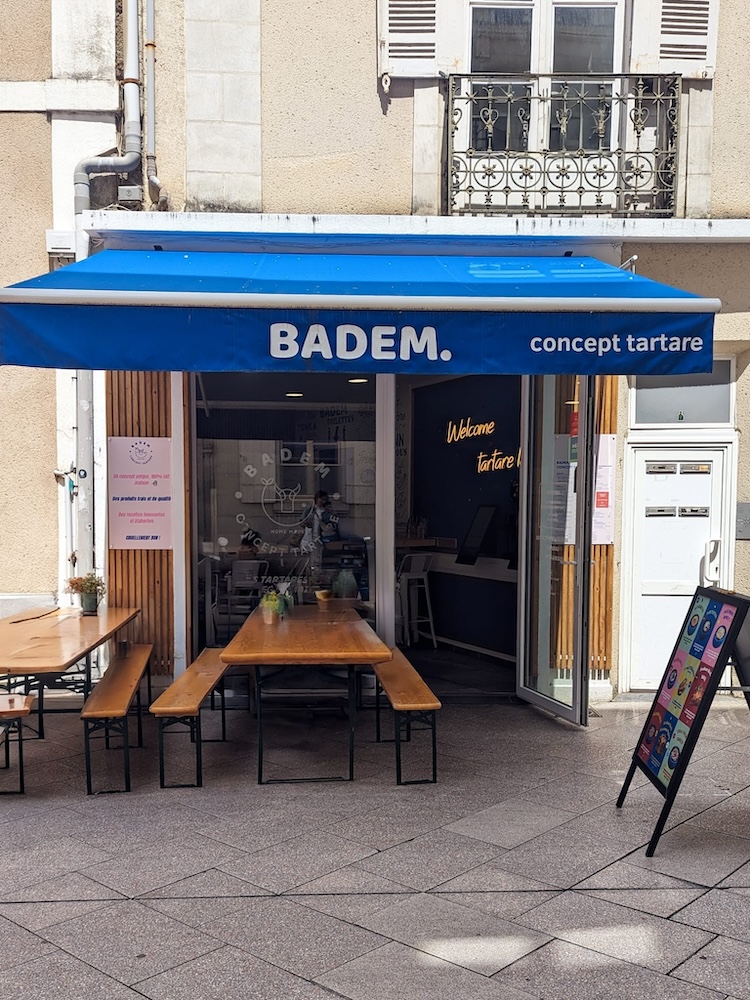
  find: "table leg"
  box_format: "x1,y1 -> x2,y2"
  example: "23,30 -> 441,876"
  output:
348,664 -> 355,781
255,667 -> 264,785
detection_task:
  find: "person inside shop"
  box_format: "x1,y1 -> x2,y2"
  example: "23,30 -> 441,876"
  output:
303,490 -> 340,549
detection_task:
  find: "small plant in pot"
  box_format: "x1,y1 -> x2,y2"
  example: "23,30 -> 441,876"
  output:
66,572 -> 106,615
259,585 -> 290,623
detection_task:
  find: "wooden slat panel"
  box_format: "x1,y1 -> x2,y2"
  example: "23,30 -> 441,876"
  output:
106,372 -> 174,675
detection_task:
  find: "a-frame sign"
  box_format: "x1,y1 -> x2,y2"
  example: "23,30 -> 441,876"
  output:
617,586 -> 750,856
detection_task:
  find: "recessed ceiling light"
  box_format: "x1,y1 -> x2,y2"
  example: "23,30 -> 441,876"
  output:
285,392 -> 304,398
348,378 -> 369,384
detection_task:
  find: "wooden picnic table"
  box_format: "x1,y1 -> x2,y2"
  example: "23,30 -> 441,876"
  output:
221,603 -> 391,783
0,606 -> 140,737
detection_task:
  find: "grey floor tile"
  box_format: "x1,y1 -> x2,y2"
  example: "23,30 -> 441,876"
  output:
515,889 -> 713,972
444,799 -> 577,850
295,891 -> 416,921
690,787 -> 750,841
40,899 -> 221,985
81,833 -> 246,896
433,890 -> 560,919
0,949 -> 144,999
672,887 -> 750,942
435,860 -> 557,894
206,896 -> 388,978
317,940 -> 536,1000
140,867 -> 270,899
356,891 -> 551,974
720,860 -> 750,889
490,825 -> 631,888
627,823 -> 750,887
517,771 -> 626,813
574,860 -> 707,917
355,829 -> 501,891
494,937 -> 727,1000
286,865 -> 413,895
0,837 -> 113,893
672,935 -> 750,999
0,913 -> 57,971
0,870 -> 124,904
0,898 -> 116,932
324,801 -> 470,850
219,830 -> 377,893
138,944 -> 341,1000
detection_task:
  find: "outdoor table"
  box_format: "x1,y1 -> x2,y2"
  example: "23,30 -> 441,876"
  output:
0,606 -> 141,737
220,604 -> 392,783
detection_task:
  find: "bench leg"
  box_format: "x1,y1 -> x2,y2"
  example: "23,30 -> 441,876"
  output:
123,716 -> 131,793
158,719 -> 166,788
0,720 -> 25,795
135,687 -> 143,747
394,710 -> 438,786
84,720 -> 93,795
255,668 -> 264,785
195,712 -> 203,788
375,677 -> 382,742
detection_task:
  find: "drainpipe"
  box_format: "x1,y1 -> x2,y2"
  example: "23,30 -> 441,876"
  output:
71,0 -> 142,578
73,0 -> 142,215
145,0 -> 169,210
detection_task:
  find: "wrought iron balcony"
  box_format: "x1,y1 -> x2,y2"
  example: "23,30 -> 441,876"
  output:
447,74 -> 679,217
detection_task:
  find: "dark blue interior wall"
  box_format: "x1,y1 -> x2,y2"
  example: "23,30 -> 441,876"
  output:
412,376 -> 521,655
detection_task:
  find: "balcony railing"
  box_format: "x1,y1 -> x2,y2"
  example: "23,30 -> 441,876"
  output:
447,74 -> 680,217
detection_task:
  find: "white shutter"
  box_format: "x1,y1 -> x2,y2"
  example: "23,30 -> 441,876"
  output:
630,0 -> 719,79
377,0 -> 466,83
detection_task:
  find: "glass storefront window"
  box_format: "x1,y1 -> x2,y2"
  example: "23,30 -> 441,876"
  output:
194,373 -> 376,644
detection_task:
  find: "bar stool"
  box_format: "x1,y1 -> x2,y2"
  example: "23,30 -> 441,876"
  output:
396,554 -> 437,649
0,693 -> 34,794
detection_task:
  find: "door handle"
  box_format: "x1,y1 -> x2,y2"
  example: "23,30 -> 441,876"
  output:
702,538 -> 721,587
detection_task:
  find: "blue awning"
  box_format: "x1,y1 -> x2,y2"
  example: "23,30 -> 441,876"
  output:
0,243 -> 719,374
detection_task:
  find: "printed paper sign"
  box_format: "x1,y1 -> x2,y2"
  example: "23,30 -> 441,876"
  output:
108,437 -> 173,549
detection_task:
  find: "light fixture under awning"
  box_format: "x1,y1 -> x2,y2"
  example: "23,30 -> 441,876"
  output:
0,246 -> 720,375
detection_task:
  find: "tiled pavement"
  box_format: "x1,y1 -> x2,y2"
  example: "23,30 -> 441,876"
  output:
1,692 -> 750,999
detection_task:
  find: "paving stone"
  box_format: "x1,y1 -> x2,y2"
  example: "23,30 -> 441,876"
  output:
627,823 -> 750,887
355,829 -> 501,891
137,944 -> 341,999
356,891 -> 551,974
574,859 -> 707,917
672,887 -> 750,942
318,940 -> 536,1000
672,934 -> 750,999
444,799 -> 577,849
0,950 -> 143,999
514,889 -> 713,972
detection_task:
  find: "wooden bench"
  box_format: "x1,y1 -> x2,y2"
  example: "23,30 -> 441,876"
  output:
373,647 -> 442,785
80,644 -> 153,794
149,647 -> 228,788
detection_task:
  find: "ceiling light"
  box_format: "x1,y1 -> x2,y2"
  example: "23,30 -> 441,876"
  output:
285,392 -> 304,398
348,378 -> 369,384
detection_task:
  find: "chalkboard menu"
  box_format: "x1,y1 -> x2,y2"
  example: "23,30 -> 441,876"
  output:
618,587 -> 750,856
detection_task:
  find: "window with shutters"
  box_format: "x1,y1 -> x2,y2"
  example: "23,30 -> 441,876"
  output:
445,0 -> 713,216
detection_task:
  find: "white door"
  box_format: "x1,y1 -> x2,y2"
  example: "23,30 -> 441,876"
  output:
629,448 -> 727,689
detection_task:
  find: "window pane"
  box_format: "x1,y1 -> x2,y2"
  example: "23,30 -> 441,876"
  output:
553,7 -> 615,73
634,362 -> 732,424
471,8 -> 533,73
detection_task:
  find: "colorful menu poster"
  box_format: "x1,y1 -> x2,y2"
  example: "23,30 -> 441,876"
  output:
619,587 -> 750,858
634,592 -> 741,790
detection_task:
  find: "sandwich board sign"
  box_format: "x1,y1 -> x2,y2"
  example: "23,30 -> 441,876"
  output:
617,586 -> 750,855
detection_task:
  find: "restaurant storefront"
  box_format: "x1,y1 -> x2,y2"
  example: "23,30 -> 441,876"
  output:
0,222 -> 719,726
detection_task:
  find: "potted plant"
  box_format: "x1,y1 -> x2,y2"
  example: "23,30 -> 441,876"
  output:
66,572 -> 106,615
259,585 -> 291,624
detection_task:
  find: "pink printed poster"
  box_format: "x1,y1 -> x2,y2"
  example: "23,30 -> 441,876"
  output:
108,437 -> 173,549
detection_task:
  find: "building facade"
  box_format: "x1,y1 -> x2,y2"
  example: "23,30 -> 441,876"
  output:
2,0 -> 750,714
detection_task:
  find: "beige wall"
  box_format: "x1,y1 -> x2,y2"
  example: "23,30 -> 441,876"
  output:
261,0 -> 414,214
618,245 -> 750,675
1,0 -> 51,81
0,113 -> 58,594
710,0 -> 750,216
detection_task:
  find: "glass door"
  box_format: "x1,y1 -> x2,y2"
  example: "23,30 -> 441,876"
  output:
518,374 -> 596,724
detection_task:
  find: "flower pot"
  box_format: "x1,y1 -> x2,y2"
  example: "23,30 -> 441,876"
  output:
261,606 -> 278,625
80,592 -> 99,615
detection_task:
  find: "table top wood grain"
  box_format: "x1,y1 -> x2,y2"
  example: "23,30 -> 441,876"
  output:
220,605 -> 392,666
0,607 -> 141,675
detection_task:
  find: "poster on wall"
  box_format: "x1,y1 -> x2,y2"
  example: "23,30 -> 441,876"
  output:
617,586 -> 750,855
108,437 -> 173,549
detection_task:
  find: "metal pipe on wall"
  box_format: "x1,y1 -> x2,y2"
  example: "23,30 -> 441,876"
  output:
145,0 -> 169,209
